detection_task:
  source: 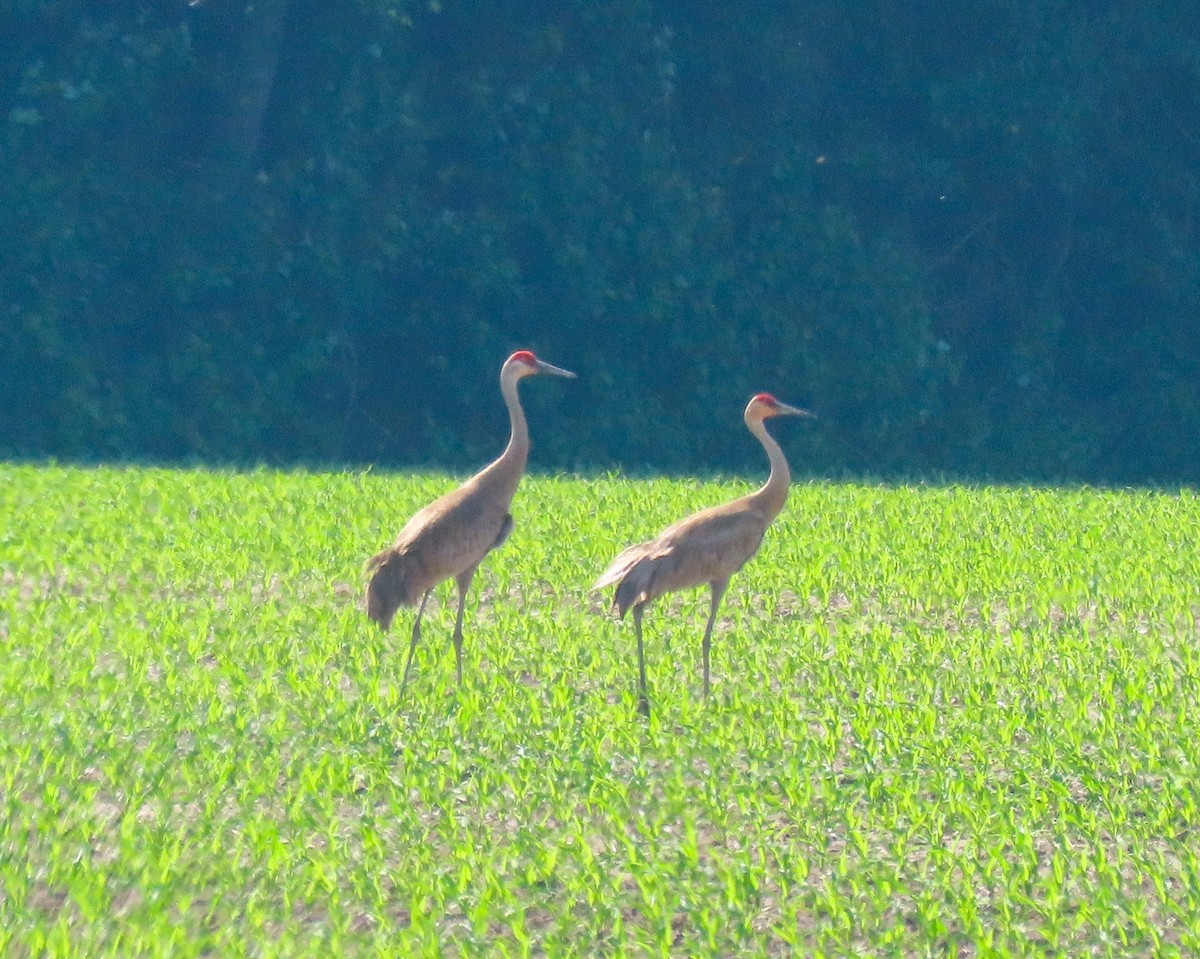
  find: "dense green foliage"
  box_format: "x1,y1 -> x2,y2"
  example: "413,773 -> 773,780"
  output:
3,464 -> 1200,955
2,1 -> 1199,480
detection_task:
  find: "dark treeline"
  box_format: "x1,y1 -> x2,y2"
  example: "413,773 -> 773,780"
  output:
2,0 -> 1199,482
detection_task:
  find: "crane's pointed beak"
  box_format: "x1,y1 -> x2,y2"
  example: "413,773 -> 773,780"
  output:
536,360 -> 577,379
777,402 -> 815,419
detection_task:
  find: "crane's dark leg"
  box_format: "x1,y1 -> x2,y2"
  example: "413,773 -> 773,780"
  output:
452,567 -> 477,687
400,591 -> 431,689
633,604 -> 650,719
701,579 -> 730,697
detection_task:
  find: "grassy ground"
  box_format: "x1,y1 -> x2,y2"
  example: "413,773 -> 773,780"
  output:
2,464 -> 1199,957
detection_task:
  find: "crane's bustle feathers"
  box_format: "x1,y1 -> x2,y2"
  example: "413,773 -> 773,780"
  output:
365,547 -> 420,631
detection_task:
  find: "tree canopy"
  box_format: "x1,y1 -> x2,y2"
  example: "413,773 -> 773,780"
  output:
3,0 -> 1198,482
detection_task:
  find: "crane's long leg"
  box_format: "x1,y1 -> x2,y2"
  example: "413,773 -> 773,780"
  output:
401,590 -> 431,689
452,567 -> 477,687
633,604 -> 650,719
701,579 -> 730,697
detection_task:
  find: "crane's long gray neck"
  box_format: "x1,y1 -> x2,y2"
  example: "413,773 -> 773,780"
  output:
746,415 -> 791,520
486,369 -> 529,498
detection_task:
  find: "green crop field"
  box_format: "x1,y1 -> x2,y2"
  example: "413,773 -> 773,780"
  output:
2,464 -> 1199,957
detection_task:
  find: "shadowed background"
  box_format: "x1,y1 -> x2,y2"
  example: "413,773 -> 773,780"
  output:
2,0 -> 1198,482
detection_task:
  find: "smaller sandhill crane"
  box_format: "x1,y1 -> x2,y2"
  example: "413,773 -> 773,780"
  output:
593,393 -> 813,717
366,350 -> 575,687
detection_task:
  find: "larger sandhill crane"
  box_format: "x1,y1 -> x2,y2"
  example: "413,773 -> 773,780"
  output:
593,393 -> 813,717
366,350 -> 575,687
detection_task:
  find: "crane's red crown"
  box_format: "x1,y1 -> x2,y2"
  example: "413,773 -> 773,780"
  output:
508,350 -> 539,368
752,392 -> 779,408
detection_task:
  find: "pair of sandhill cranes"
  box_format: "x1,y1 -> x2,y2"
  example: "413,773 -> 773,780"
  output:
366,350 -> 813,717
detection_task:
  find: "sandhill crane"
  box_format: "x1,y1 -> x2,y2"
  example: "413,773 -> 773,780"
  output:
366,350 -> 576,687
593,393 -> 813,717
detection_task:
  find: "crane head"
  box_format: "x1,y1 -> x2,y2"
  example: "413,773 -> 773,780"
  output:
748,393 -> 815,420
503,350 -> 577,380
